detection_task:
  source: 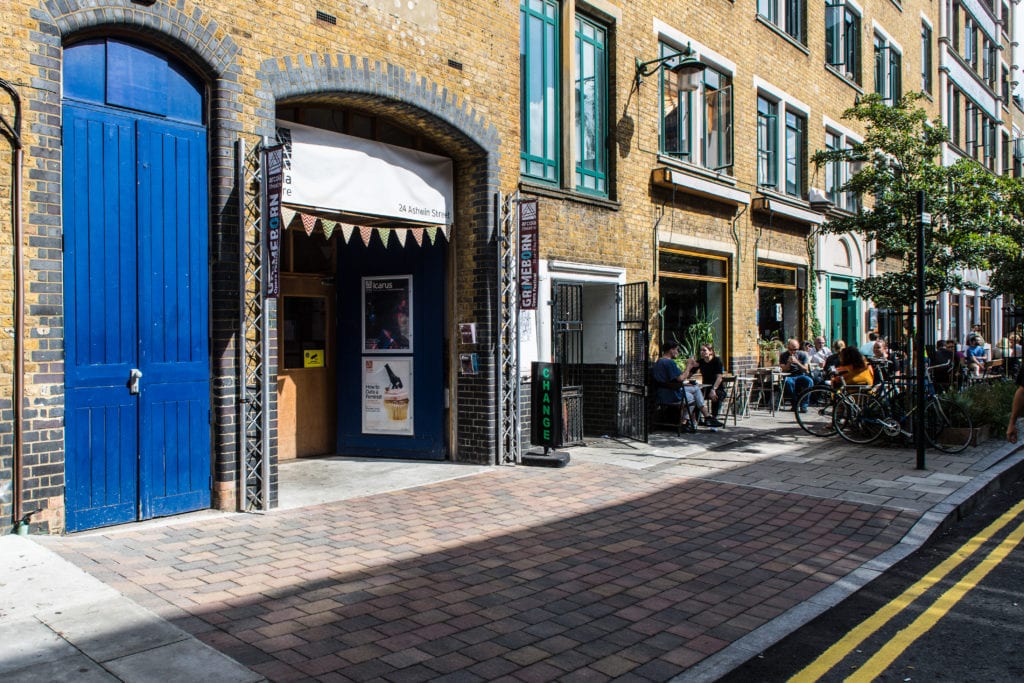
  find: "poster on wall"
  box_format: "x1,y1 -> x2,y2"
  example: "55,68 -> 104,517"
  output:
362,358 -> 414,435
363,275 -> 413,352
262,144 -> 284,299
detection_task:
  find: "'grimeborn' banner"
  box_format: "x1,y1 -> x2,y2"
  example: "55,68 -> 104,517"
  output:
263,145 -> 284,299
518,198 -> 539,310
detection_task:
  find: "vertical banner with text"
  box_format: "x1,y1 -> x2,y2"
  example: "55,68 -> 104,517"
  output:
530,362 -> 562,447
263,145 -> 284,299
518,198 -> 539,310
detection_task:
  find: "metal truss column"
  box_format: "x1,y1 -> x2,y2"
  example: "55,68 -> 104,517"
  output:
497,191 -> 521,465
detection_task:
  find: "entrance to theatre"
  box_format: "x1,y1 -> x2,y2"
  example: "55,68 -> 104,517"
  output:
278,231 -> 338,460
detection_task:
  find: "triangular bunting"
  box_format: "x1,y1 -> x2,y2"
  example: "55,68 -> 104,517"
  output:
359,225 -> 374,246
300,213 -> 317,236
394,229 -> 407,247
411,228 -> 424,246
438,225 -> 449,242
425,227 -> 437,245
282,207 -> 296,229
341,223 -> 355,244
321,219 -> 336,241
378,228 -> 392,248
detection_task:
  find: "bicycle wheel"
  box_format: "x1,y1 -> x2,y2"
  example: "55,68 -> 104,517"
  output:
833,391 -> 886,445
924,397 -> 973,454
794,386 -> 838,437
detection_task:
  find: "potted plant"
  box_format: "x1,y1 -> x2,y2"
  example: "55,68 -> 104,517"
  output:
942,381 -> 1017,446
757,332 -> 783,367
673,313 -> 717,369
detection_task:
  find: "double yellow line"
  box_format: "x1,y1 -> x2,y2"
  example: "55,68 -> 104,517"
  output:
791,497 -> 1024,682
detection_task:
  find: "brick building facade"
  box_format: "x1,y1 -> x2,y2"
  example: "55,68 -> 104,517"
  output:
0,0 -> 1017,533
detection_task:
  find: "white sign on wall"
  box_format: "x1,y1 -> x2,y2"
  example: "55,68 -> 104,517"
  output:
277,120 -> 453,224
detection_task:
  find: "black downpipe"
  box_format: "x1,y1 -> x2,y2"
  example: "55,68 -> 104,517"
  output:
0,77 -> 24,529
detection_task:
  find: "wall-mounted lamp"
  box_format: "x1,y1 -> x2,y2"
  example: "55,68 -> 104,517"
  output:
635,43 -> 705,92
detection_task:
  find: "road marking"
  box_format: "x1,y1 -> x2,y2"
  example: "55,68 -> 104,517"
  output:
789,498 -> 1024,682
848,510 -> 1024,681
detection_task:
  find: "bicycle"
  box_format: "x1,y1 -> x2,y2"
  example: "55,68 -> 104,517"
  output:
833,361 -> 973,452
794,375 -> 878,438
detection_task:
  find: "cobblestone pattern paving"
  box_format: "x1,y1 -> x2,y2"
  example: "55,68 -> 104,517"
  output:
46,461 -> 917,681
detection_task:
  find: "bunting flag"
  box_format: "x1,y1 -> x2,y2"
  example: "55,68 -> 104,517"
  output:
281,207 -> 452,250
282,207 -> 297,229
340,223 -> 355,244
300,213 -> 317,236
321,219 -> 337,241
359,225 -> 374,246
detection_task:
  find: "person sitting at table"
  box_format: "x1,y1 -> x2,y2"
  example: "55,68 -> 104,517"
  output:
779,338 -> 814,413
965,334 -> 990,377
697,343 -> 727,418
821,339 -> 845,380
928,340 -> 954,393
652,342 -> 723,432
831,346 -> 875,388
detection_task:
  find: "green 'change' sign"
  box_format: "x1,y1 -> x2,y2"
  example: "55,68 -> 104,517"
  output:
530,362 -> 562,447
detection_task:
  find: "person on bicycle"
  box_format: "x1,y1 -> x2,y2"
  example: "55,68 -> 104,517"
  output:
831,346 -> 875,388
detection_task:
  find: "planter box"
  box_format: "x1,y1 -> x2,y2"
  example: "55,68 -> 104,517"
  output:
938,424 -> 991,448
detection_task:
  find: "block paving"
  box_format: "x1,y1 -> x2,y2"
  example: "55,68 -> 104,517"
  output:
40,423 -> 1016,681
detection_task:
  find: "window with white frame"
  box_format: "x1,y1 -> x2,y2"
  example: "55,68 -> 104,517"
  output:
826,1 -> 862,84
873,34 -> 901,105
824,127 -> 861,212
659,47 -> 733,174
964,16 -> 978,69
785,110 -> 806,197
759,0 -> 806,43
757,97 -> 778,189
757,89 -> 807,199
921,22 -> 932,94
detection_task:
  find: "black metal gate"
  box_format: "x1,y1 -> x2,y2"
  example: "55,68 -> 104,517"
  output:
616,282 -> 648,442
552,283 -> 584,446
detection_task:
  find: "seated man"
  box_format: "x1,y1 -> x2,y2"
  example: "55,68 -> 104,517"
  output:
779,338 -> 814,412
652,342 -> 723,432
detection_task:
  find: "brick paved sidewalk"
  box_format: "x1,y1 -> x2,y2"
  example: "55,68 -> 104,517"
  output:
44,460 -> 923,682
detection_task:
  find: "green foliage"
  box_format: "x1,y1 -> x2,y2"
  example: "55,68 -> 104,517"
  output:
672,311 -> 717,364
811,93 -> 1021,306
947,380 -> 1018,430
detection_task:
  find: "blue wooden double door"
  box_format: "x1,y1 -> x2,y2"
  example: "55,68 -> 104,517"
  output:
62,39 -> 211,531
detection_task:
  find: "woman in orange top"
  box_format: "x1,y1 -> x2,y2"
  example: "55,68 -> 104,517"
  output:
831,346 -> 875,387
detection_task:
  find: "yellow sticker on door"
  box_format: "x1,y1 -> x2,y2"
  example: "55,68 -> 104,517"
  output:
303,349 -> 324,368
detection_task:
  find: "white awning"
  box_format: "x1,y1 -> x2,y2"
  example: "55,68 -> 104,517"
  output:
277,120 -> 453,225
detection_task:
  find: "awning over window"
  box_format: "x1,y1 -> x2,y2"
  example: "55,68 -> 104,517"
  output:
277,120 -> 453,226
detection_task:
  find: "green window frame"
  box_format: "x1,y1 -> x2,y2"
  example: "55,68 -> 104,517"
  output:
825,2 -> 862,84
659,43 -> 691,161
785,110 -> 805,197
660,54 -> 732,174
757,96 -> 778,189
520,0 -> 560,184
874,37 -> 901,105
921,22 -> 932,94
575,15 -> 607,196
759,0 -> 806,44
825,131 -> 841,205
704,68 -> 733,173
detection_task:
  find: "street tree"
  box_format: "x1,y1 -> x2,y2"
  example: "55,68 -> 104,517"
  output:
812,93 -> 1019,310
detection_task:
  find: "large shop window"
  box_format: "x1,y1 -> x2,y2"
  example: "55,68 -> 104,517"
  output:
658,249 -> 729,356
757,262 -> 804,343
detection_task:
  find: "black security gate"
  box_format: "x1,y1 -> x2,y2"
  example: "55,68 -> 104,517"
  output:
552,283 -> 584,446
616,282 -> 648,442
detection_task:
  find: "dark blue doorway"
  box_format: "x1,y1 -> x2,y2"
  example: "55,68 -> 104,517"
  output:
63,39 -> 210,531
336,236 -> 447,460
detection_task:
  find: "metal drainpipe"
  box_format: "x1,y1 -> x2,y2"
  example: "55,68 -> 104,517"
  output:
1,77 -> 24,528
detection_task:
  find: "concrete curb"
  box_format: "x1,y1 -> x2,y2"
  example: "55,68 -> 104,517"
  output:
671,440 -> 1024,683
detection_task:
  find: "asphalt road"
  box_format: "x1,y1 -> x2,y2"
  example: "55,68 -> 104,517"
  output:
718,478 -> 1024,682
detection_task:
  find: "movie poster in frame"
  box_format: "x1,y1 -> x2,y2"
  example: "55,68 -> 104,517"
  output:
362,275 -> 413,353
